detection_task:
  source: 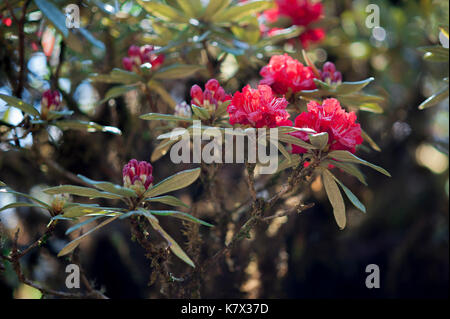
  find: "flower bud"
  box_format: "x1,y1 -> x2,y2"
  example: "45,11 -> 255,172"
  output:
320,62 -> 342,84
51,194 -> 69,215
174,101 -> 192,118
40,89 -> 61,119
122,57 -> 133,71
122,159 -> 154,196
190,85 -> 203,105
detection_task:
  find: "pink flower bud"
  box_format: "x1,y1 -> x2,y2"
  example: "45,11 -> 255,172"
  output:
205,79 -> 219,92
190,85 -> 203,105
41,89 -> 61,114
122,57 -> 133,71
122,159 -> 154,195
151,54 -> 165,69
322,61 -> 336,74
128,45 -> 141,58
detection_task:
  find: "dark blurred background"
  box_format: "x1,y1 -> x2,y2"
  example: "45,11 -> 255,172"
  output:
0,0 -> 448,298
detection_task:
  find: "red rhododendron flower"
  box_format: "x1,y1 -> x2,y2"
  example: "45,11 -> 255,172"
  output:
122,159 -> 154,195
260,54 -> 318,95
190,79 -> 231,112
122,45 -> 165,72
227,84 -> 292,128
262,0 -> 325,47
320,61 -> 342,84
290,98 -> 363,154
40,89 -> 61,119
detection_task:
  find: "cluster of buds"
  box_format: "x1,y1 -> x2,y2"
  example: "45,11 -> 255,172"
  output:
190,79 -> 231,113
40,89 -> 61,120
174,101 -> 192,118
122,45 -> 165,73
122,159 -> 154,196
320,62 -> 342,85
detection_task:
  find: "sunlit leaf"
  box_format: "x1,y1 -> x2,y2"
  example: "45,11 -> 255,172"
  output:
0,94 -> 40,117
322,169 -> 346,229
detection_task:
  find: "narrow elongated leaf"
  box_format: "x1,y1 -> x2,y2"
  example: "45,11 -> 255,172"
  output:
151,137 -> 181,161
146,213 -> 195,268
62,205 -> 114,218
140,113 -> 194,122
328,172 -> 366,213
418,86 -> 449,110
334,78 -> 374,95
0,202 -> 45,212
328,160 -> 367,185
99,85 -> 138,104
57,216 -> 119,257
146,195 -> 189,208
322,169 -> 346,229
204,0 -> 231,21
0,94 -> 40,117
361,129 -> 381,152
214,1 -> 273,23
90,68 -> 142,84
0,181 -> 5,187
65,216 -> 103,235
137,0 -> 189,23
44,185 -> 123,200
144,168 -> 201,198
327,150 -> 391,177
53,120 -> 122,135
176,0 -> 196,17
34,0 -> 69,37
278,134 -> 318,150
3,190 -> 51,209
77,175 -> 137,197
153,65 -> 204,80
150,210 -> 213,227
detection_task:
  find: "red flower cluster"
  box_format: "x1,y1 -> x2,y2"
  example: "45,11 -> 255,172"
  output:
40,90 -> 61,119
227,85 -> 292,128
260,54 -> 318,95
122,45 -> 165,72
320,62 -> 342,84
290,98 -> 363,154
263,0 -> 325,47
190,79 -> 231,112
122,159 -> 154,195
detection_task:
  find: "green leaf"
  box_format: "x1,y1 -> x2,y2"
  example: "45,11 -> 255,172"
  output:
153,64 -> 204,80
150,210 -> 213,227
329,172 -> 366,213
309,132 -> 328,150
140,113 -> 194,122
0,202 -> 45,212
0,94 -> 40,117
57,216 -> 119,257
191,105 -> 211,120
334,78 -> 374,95
145,168 -> 201,198
146,195 -> 189,208
322,169 -> 346,229
327,150 -> 391,177
43,185 -> 123,200
0,181 -> 5,187
278,134 -> 318,150
77,175 -> 137,198
46,110 -> 74,121
34,0 -> 69,37
327,160 -> 367,186
418,86 -> 449,110
99,85 -> 138,104
213,0 -> 273,23
53,120 -> 122,135
137,0 -> 189,23
361,129 -> 381,152
146,213 -> 195,267
176,0 -> 196,17
62,205 -> 114,218
204,0 -> 231,21
90,68 -> 142,85
3,190 -> 51,209
420,46 -> 449,62
65,216 -> 103,235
